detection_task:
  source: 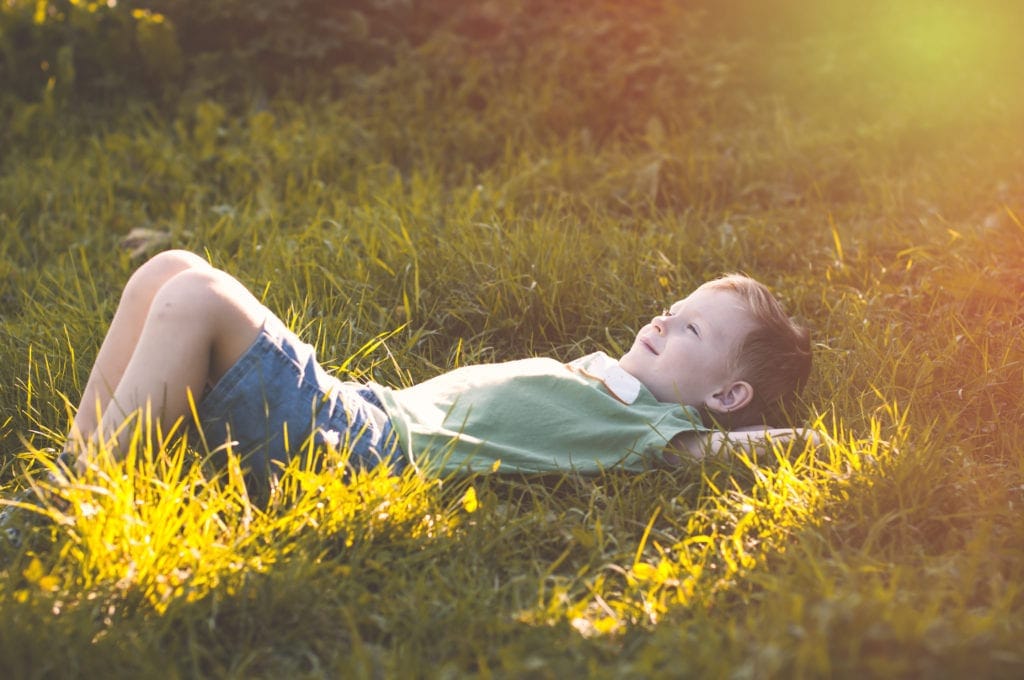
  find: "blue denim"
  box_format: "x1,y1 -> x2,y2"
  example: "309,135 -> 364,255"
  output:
194,316 -> 405,491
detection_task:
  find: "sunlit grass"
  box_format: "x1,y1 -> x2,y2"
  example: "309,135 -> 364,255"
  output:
2,0 -> 1024,676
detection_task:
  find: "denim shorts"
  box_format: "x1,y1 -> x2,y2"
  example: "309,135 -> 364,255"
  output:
194,315 -> 405,491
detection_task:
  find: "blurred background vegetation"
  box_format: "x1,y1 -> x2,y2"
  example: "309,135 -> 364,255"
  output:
5,0 -> 1021,134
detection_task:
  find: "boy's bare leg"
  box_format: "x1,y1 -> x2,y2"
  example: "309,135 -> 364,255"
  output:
70,250 -> 212,447
69,254 -> 270,470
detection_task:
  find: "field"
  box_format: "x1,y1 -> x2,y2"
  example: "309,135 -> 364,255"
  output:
2,1 -> 1023,677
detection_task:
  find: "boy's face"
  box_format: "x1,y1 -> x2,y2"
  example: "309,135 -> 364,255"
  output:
619,286 -> 757,409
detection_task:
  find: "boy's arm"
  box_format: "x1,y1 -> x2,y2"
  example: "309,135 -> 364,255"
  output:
664,427 -> 821,465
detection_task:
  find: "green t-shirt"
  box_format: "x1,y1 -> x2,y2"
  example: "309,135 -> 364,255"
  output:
368,352 -> 706,475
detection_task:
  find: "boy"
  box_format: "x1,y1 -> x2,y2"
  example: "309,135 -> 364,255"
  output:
59,249 -> 813,486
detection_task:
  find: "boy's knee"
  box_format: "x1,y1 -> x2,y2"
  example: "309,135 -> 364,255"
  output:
127,250 -> 210,301
142,249 -> 209,280
160,267 -> 221,303
158,267 -> 248,321
144,269 -> 219,328
154,268 -> 264,369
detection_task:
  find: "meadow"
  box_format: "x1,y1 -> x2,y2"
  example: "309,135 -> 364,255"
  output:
1,1 -> 1023,677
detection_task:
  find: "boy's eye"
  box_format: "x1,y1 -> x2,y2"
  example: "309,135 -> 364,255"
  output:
687,323 -> 700,336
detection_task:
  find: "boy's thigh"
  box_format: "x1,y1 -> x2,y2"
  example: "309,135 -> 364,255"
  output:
193,315 -> 401,489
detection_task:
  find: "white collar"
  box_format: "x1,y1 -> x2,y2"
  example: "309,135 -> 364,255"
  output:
566,351 -> 642,404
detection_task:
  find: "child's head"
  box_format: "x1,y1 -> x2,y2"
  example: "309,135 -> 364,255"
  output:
618,274 -> 811,428
697,274 -> 811,427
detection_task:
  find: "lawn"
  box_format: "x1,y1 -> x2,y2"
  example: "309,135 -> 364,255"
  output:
1,1 -> 1023,677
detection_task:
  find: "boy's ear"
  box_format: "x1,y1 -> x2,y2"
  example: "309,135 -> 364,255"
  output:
706,380 -> 753,414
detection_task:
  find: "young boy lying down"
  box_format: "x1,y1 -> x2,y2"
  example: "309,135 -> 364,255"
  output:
56,250 -> 814,489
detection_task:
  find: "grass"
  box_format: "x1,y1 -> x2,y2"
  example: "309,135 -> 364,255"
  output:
2,0 -> 1024,676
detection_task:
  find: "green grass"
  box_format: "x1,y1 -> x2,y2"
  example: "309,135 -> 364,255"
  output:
3,1 -> 1024,676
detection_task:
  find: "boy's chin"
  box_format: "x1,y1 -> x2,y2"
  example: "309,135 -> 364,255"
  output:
616,358 -> 643,381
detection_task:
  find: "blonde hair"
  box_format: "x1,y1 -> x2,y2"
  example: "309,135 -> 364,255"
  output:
698,274 -> 811,428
